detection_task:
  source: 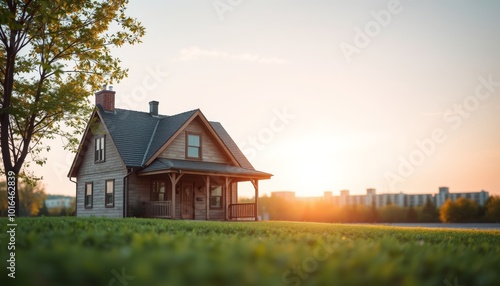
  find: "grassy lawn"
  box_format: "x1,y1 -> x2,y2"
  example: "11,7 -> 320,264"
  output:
1,217 -> 499,286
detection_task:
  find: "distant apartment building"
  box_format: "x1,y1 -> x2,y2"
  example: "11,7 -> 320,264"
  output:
273,187 -> 489,208
337,189 -> 432,208
434,187 -> 489,207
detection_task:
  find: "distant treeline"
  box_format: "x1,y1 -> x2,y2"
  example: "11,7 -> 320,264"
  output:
241,195 -> 500,223
0,180 -> 75,217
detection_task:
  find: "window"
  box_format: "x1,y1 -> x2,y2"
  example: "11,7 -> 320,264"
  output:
151,180 -> 168,201
210,185 -> 222,209
186,133 -> 201,159
105,179 -> 114,207
95,136 -> 105,162
85,182 -> 93,209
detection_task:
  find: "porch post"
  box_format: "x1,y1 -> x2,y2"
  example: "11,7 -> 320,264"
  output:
224,177 -> 232,220
168,173 -> 183,219
252,180 -> 259,221
204,175 -> 210,220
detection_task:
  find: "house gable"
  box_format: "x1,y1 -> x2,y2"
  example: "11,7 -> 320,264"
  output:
68,109 -> 97,178
68,108 -> 128,177
159,116 -> 233,164
144,110 -> 240,167
74,118 -> 127,177
71,116 -> 127,218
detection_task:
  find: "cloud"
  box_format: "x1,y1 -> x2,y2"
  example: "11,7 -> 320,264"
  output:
172,46 -> 288,64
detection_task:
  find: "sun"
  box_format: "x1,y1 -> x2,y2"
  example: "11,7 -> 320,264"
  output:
274,135 -> 342,197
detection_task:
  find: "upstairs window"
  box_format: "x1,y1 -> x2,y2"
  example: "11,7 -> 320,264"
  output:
95,136 -> 105,162
105,179 -> 114,207
85,182 -> 93,209
186,133 -> 201,159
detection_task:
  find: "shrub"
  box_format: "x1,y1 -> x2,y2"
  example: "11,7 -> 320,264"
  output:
440,197 -> 478,223
485,196 -> 500,222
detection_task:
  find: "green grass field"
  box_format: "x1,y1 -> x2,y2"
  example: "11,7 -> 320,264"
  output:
1,217 -> 499,286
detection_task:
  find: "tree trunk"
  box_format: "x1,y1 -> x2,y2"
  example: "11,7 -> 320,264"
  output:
1,22 -> 20,217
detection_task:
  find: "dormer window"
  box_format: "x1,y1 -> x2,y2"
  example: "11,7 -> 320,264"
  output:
186,133 -> 201,159
95,135 -> 105,162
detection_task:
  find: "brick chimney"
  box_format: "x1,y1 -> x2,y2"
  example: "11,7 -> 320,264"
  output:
149,100 -> 159,116
95,84 -> 115,112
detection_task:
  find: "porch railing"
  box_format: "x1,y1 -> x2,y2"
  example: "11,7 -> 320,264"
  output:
144,201 -> 172,218
229,203 -> 256,219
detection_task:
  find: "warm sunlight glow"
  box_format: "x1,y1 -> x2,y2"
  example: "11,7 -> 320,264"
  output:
26,0 -> 500,198
274,134 -> 344,197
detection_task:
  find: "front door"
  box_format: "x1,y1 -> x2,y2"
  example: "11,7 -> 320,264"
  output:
181,182 -> 194,219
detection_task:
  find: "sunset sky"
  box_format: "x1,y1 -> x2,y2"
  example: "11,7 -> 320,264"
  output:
33,0 -> 500,198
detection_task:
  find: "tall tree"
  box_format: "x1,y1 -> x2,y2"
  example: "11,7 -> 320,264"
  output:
421,197 -> 439,222
0,0 -> 145,215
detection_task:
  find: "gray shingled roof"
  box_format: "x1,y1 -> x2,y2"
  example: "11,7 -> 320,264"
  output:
210,122 -> 254,170
141,158 -> 271,178
99,107 -> 160,167
97,106 -> 258,171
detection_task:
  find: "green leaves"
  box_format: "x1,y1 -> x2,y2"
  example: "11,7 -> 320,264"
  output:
440,198 -> 480,223
0,0 -> 144,183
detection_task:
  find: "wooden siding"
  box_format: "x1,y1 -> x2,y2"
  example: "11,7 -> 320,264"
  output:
193,179 -> 207,220
76,121 -> 127,218
126,172 -> 151,216
160,117 -> 232,164
209,209 -> 225,220
194,191 -> 207,220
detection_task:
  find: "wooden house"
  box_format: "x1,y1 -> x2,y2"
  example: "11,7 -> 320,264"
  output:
67,86 -> 272,220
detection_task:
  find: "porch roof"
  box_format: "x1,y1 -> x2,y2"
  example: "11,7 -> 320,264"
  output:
140,158 -> 272,179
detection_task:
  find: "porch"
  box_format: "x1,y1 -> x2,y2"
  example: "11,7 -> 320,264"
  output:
143,201 -> 172,218
130,158 -> 271,221
143,201 -> 257,220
